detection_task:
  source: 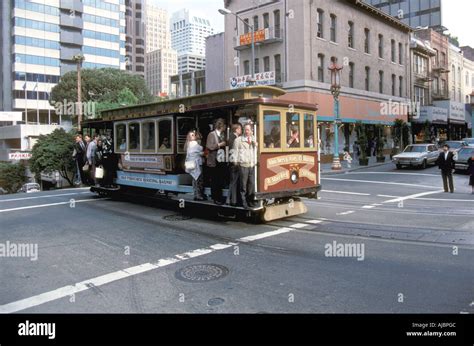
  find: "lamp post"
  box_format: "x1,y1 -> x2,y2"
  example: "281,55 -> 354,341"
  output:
219,8 -> 256,86
328,61 -> 343,170
72,54 -> 85,132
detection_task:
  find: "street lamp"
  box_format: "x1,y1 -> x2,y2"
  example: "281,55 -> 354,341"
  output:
72,53 -> 85,131
328,61 -> 343,170
219,8 -> 256,86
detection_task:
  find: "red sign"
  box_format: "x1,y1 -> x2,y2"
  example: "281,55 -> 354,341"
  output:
239,29 -> 268,46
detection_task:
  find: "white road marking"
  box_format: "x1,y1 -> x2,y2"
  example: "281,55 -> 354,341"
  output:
383,190 -> 444,204
362,205 -> 376,209
337,211 -> 355,215
322,177 -> 441,190
377,194 -> 400,198
0,227 -> 296,313
0,192 -> 90,203
322,190 -> 371,196
306,219 -> 324,224
377,194 -> 474,202
372,203 -> 383,206
289,223 -> 310,229
350,172 -> 439,177
0,198 -> 101,213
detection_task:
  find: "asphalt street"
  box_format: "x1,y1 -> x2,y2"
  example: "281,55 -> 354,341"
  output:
0,162 -> 473,313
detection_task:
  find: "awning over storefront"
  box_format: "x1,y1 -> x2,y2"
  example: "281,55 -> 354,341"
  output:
434,100 -> 466,125
414,106 -> 448,124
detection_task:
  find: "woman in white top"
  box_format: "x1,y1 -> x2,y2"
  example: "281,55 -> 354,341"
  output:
185,131 -> 205,201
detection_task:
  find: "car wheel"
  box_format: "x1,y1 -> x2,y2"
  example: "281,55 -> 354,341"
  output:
396,164 -> 402,169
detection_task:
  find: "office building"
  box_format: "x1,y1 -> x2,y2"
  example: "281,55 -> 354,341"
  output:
125,0 -> 145,76
145,4 -> 171,52
146,48 -> 177,97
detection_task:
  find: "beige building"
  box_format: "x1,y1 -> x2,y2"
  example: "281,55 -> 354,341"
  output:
146,48 -> 178,97
223,0 -> 412,159
145,4 -> 171,53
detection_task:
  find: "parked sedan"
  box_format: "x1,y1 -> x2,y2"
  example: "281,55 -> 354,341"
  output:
393,144 -> 439,169
438,140 -> 468,152
18,183 -> 41,193
461,138 -> 474,146
454,146 -> 474,172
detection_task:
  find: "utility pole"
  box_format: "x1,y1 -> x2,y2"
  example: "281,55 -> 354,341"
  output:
73,54 -> 85,132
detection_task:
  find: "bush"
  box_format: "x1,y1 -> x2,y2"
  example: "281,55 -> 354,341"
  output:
0,162 -> 28,193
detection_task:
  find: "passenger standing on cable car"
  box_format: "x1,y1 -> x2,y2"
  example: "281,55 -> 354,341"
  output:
227,123 -> 242,206
185,130 -> 205,201
234,123 -> 257,208
206,118 -> 227,205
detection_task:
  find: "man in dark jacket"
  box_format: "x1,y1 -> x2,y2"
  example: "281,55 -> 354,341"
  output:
73,134 -> 87,184
206,118 -> 227,204
436,144 -> 456,193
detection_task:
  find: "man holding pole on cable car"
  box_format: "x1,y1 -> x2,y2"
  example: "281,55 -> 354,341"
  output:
234,123 -> 258,209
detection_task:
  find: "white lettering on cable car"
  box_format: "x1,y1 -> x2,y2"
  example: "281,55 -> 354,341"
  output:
117,173 -> 176,187
264,154 -> 316,190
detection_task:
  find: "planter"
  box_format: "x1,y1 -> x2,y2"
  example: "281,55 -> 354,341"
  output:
359,158 -> 369,166
376,156 -> 385,163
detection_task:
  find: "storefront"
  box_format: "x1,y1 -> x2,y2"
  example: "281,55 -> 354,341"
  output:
433,101 -> 468,140
413,106 -> 448,143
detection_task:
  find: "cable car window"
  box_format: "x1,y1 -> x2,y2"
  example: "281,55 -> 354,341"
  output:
304,113 -> 315,148
177,117 -> 195,153
263,111 -> 281,148
286,112 -> 301,148
128,122 -> 140,151
158,119 -> 172,152
115,123 -> 126,152
142,121 -> 156,151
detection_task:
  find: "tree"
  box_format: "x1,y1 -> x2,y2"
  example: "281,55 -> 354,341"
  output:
0,162 -> 28,193
50,68 -> 153,120
30,129 -> 76,186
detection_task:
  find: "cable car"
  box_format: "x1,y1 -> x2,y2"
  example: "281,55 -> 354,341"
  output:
82,86 -> 321,222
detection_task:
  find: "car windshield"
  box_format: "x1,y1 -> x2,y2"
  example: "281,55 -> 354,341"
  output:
444,142 -> 463,149
462,138 -> 474,144
403,146 -> 427,153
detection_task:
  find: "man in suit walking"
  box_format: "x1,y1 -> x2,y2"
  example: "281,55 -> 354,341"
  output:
436,144 -> 456,193
206,118 -> 227,204
227,123 -> 242,206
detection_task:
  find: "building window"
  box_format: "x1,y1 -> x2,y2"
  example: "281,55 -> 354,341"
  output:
243,19 -> 250,34
275,54 -> 282,83
253,16 -> 259,31
263,13 -> 269,29
264,56 -> 270,72
391,74 -> 396,96
244,60 -> 250,75
391,39 -> 396,62
364,28 -> 370,53
399,76 -> 403,97
317,54 -> 325,82
441,52 -> 447,66
415,86 -> 426,106
330,14 -> 337,42
349,62 -> 354,88
379,70 -> 384,94
399,42 -> 403,64
378,34 -> 383,58
365,66 -> 370,91
348,21 -> 354,48
316,9 -> 324,38
255,58 -> 260,74
274,10 -> 281,38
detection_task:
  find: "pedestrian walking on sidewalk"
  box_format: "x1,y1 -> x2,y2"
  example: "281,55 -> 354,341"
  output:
468,153 -> 474,194
436,144 -> 456,193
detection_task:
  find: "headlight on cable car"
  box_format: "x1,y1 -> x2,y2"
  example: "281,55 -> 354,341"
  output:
290,170 -> 299,184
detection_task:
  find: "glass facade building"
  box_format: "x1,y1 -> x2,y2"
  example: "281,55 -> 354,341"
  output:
363,0 -> 442,29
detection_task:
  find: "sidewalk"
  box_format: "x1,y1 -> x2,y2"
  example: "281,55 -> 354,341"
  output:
321,155 -> 393,175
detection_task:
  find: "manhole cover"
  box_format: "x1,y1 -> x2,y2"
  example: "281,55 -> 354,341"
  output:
163,214 -> 193,221
208,297 -> 225,306
175,264 -> 229,282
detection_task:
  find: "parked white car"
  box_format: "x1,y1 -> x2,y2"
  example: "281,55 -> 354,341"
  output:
18,183 -> 41,193
392,144 -> 439,169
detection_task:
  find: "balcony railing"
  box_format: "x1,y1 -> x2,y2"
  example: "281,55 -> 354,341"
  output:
431,89 -> 450,100
235,26 -> 284,50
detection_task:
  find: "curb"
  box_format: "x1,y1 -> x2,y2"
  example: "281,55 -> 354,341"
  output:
321,159 -> 393,176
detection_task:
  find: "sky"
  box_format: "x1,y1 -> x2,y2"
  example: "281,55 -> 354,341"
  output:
442,0 -> 474,47
148,0 -> 474,48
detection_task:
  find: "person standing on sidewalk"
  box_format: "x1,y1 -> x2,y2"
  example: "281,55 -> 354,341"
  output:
468,153 -> 474,194
436,144 -> 456,193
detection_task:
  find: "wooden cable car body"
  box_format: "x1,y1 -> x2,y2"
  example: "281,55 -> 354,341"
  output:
82,86 -> 321,222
